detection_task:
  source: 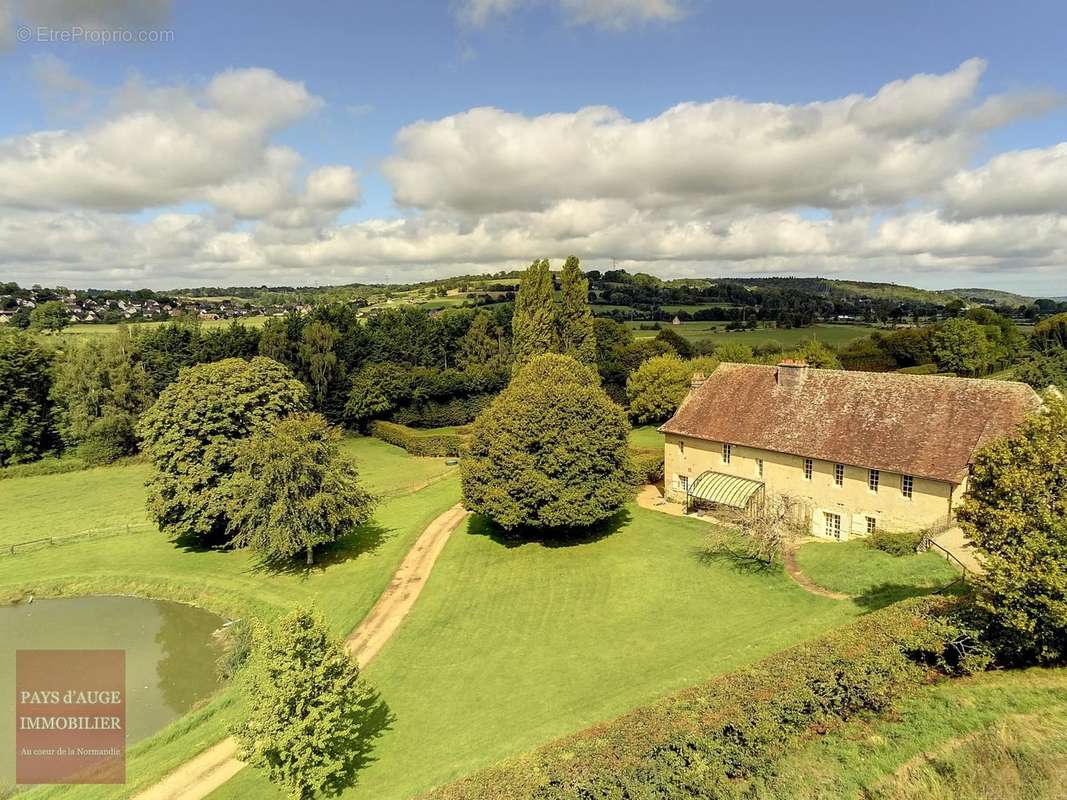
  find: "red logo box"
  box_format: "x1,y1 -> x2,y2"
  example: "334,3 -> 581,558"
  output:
15,650 -> 126,785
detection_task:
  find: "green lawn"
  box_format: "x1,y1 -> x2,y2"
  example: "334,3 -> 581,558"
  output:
629,425 -> 664,450
795,539 -> 961,606
209,508 -> 860,800
749,668 -> 1067,800
0,436 -> 454,549
626,322 -> 876,350
5,464 -> 461,800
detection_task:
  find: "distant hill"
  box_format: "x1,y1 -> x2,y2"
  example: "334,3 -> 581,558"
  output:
945,287 -> 1035,306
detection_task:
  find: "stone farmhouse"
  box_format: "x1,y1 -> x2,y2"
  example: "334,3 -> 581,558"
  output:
660,361 -> 1041,541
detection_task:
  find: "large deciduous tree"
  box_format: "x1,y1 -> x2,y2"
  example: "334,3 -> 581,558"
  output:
137,357 -> 310,545
457,310 -> 507,369
227,413 -> 376,565
932,318 -> 992,376
51,327 -> 153,463
299,322 -> 341,408
0,333 -> 56,466
958,395 -> 1067,665
462,353 -> 632,532
558,256 -> 596,365
626,353 -> 694,424
511,259 -> 557,366
29,301 -> 70,334
233,608 -> 377,800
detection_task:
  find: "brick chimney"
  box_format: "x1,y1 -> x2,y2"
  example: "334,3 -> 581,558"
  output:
690,372 -> 707,393
776,359 -> 809,388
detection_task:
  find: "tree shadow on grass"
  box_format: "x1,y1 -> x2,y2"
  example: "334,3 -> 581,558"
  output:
466,508 -> 632,549
852,578 -> 970,612
691,543 -> 777,576
323,685 -> 396,797
244,521 -> 394,577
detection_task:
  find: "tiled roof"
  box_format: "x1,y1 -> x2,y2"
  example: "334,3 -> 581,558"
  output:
659,363 -> 1042,484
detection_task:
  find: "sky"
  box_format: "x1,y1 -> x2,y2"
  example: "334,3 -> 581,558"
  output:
0,0 -> 1066,294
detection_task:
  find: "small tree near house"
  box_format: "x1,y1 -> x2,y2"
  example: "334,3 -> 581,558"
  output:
733,494 -> 805,565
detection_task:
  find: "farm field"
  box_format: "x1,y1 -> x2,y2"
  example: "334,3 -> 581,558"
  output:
49,316 -> 272,341
209,508 -> 861,800
625,321 -> 877,349
748,667 -> 1067,800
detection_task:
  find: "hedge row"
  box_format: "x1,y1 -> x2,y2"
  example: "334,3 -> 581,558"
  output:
369,420 -> 469,457
422,598 -> 958,800
630,448 -> 665,484
867,528 -> 926,556
392,394 -> 495,428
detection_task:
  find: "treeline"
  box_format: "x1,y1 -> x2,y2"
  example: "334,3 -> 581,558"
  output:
1,257 -> 703,467
840,307 -> 1067,387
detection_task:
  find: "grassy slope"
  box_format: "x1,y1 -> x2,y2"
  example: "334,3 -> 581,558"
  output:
626,322 -> 875,349
750,668 -> 1067,800
0,436 -> 453,549
795,540 -> 960,606
211,508 -> 860,800
629,425 -> 665,451
4,441 -> 461,800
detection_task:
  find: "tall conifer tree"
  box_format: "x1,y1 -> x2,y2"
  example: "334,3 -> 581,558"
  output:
511,259 -> 557,366
558,255 -> 596,364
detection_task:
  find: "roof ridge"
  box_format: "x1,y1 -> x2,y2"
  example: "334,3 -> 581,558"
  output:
718,362 -> 1038,395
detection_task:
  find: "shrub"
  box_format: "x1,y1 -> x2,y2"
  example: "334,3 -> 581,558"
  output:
0,454 -> 88,480
898,363 -> 940,375
422,598 -> 962,800
866,528 -> 926,556
78,413 -> 138,465
369,420 -> 468,457
629,448 -> 665,484
392,394 -> 494,428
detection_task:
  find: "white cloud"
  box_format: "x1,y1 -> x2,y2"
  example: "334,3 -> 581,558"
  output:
943,143 -> 1067,219
0,59 -> 1065,291
383,61 -> 1015,217
458,0 -> 685,29
0,67 -> 337,219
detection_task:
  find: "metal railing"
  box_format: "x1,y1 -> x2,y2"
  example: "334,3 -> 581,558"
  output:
917,533 -> 972,593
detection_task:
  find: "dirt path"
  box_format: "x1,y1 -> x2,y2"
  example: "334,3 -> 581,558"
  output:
781,543 -> 852,600
345,503 -> 469,665
131,503 -> 469,800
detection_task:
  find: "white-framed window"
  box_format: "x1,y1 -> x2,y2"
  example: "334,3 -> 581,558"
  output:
722,443 -> 731,464
868,469 -> 880,493
902,474 -> 914,499
824,511 -> 842,540
804,458 -> 813,480
677,474 -> 688,493
756,458 -> 764,478
834,463 -> 845,486
866,516 -> 877,535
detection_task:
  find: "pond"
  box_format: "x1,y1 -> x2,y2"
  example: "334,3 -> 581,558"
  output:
1,596 -> 227,791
